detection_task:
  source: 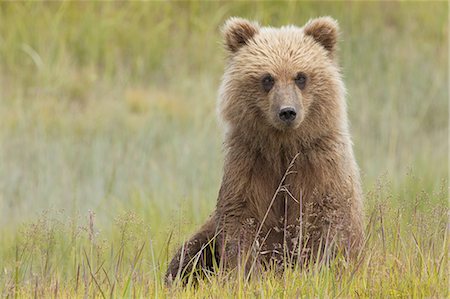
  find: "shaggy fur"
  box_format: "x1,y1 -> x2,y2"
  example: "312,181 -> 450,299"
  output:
165,16 -> 364,284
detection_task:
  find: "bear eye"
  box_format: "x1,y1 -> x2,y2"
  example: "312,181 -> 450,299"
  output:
295,72 -> 307,90
261,74 -> 275,92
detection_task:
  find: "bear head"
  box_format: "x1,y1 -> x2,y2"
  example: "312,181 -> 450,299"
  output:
219,17 -> 347,140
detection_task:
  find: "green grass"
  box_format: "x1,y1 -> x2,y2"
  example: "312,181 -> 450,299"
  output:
0,1 -> 448,297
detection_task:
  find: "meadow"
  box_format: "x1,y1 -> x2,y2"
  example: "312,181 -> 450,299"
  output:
0,2 -> 448,297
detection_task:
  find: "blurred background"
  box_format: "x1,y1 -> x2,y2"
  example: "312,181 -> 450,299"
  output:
0,2 -> 448,252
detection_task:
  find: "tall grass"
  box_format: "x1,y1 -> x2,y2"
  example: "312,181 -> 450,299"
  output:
0,1 -> 448,297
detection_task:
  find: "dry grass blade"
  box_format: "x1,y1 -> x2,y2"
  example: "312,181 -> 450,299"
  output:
83,248 -> 106,299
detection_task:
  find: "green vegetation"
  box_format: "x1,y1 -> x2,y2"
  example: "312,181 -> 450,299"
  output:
0,2 -> 448,297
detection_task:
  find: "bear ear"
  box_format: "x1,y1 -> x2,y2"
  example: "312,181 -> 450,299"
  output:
222,17 -> 260,53
303,17 -> 339,56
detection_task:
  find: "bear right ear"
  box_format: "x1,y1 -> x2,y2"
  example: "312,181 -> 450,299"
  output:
222,17 -> 260,53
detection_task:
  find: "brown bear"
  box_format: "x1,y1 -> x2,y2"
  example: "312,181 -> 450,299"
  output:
165,16 -> 364,284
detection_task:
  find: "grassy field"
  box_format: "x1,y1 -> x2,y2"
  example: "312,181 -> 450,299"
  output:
0,2 -> 448,297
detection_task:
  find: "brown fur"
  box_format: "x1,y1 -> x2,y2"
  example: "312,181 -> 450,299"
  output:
165,16 -> 364,284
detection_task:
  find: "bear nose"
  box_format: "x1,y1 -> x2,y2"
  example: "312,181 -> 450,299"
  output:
279,107 -> 297,122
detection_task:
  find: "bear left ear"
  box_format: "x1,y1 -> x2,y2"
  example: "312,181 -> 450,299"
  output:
222,17 -> 260,53
303,17 -> 339,56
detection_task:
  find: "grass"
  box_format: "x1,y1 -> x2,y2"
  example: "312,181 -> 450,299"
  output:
0,1 -> 448,298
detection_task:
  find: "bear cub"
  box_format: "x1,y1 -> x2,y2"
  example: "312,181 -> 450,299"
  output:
166,16 -> 364,283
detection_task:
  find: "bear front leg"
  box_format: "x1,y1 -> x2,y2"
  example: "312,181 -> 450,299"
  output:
165,215 -> 219,285
215,195 -> 259,274
214,148 -> 265,274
